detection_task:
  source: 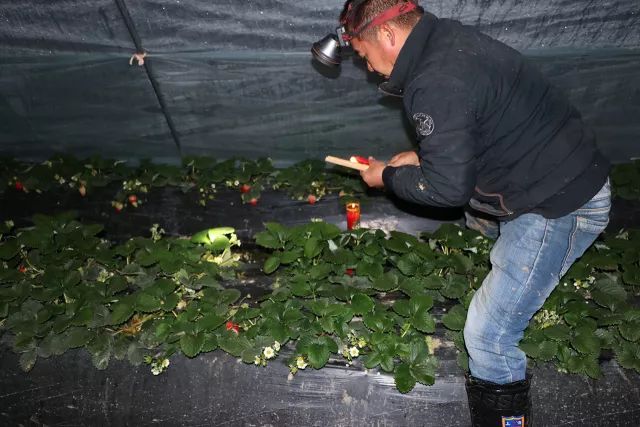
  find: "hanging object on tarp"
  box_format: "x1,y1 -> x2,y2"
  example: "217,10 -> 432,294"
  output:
129,52 -> 147,66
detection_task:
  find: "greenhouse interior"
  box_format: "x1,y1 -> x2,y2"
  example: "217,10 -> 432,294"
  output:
1,0 -> 639,425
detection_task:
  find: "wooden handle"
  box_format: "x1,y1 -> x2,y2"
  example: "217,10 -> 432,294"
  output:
325,155 -> 369,171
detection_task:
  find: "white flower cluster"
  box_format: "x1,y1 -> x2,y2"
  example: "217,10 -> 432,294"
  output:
254,341 -> 281,367
288,355 -> 309,375
122,179 -> 148,193
53,174 -> 66,185
341,331 -> 367,363
150,223 -> 166,242
341,346 -> 360,360
144,356 -> 170,375
533,309 -> 562,329
197,184 -> 217,206
96,268 -> 113,283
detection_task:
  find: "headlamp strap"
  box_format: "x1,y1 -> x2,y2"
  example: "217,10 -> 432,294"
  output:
341,1 -> 418,42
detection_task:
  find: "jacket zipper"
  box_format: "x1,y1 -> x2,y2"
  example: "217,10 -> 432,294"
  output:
474,186 -> 514,215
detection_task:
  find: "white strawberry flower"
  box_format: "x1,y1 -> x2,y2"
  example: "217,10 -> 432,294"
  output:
349,346 -> 359,358
273,341 -> 281,352
296,356 -> 308,369
263,346 -> 275,359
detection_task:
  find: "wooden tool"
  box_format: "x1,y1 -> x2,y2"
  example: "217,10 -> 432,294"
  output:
325,155 -> 370,171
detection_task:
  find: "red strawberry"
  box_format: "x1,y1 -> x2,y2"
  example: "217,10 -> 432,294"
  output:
345,268 -> 354,276
18,265 -> 26,273
226,321 -> 240,334
240,184 -> 251,194
128,194 -> 138,205
308,194 -> 317,205
249,198 -> 258,206
349,156 -> 370,165
15,181 -> 24,191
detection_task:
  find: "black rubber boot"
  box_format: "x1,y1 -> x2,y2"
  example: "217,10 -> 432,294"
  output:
465,375 -> 532,427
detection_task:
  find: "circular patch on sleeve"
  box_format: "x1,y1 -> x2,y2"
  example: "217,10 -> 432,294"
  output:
413,112 -> 435,136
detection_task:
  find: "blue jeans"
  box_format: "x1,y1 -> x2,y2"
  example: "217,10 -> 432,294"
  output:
463,179 -> 611,384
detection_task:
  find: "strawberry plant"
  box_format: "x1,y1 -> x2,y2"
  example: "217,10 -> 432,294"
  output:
0,155 -> 365,210
1,154 -> 640,394
1,215 -> 640,392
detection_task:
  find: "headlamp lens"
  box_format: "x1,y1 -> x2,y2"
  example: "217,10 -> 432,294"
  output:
311,34 -> 343,67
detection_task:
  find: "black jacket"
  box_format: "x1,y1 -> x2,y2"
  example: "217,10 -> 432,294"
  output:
381,12 -> 609,220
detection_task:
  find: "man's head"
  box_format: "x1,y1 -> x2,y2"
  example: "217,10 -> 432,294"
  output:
340,0 -> 423,78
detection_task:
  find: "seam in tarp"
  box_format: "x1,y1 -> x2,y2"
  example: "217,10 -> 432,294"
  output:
114,0 -> 183,156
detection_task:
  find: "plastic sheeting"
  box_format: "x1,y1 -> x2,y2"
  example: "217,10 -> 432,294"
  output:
2,1 -> 639,52
2,345 -> 640,425
0,0 -> 639,164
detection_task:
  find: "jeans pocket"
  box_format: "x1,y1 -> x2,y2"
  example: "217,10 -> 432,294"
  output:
576,213 -> 609,234
574,179 -> 611,234
560,208 -> 609,277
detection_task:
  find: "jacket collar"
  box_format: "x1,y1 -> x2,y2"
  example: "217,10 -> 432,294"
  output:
378,12 -> 438,97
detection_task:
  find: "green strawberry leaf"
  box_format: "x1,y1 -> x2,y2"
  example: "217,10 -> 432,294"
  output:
441,305 -> 467,331
180,333 -> 205,358
307,343 -> 330,369
351,293 -> 374,315
263,255 -> 281,274
394,363 -> 416,393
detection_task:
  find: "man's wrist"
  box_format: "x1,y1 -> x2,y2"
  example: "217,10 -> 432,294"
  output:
382,165 -> 396,191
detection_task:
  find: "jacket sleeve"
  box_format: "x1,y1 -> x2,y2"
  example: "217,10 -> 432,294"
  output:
382,76 -> 477,207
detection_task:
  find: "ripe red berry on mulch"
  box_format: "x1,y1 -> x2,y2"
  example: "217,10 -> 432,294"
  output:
18,265 -> 27,273
128,194 -> 138,204
15,181 -> 24,191
240,184 -> 251,193
249,198 -> 258,206
308,194 -> 317,205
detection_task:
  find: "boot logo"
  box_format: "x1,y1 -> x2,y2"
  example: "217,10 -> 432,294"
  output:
502,416 -> 525,427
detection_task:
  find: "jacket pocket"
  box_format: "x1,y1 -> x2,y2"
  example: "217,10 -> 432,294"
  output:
469,187 -> 513,217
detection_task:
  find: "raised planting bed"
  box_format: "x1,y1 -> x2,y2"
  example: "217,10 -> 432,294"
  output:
1,156 -> 640,425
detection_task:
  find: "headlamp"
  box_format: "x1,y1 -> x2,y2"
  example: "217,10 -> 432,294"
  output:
310,29 -> 347,68
311,1 -> 419,68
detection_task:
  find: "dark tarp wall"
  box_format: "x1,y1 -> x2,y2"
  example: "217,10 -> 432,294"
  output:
0,0 -> 639,164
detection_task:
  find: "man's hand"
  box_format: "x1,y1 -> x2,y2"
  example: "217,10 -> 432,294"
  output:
360,157 -> 386,188
388,151 -> 420,167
